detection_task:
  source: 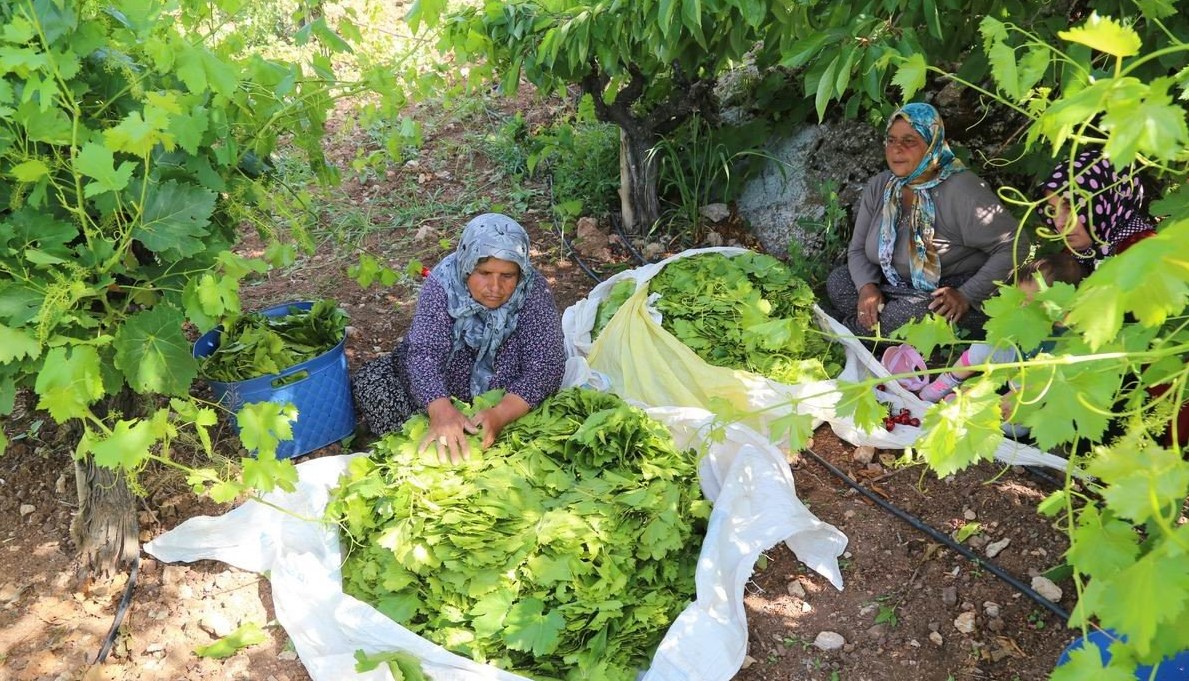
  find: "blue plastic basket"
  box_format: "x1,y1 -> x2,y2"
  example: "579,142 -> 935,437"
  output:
193,301 -> 355,459
1056,629 -> 1189,680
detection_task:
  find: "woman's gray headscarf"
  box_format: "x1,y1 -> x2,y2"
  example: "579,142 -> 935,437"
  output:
430,213 -> 535,397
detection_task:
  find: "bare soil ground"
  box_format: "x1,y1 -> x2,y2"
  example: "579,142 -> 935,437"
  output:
0,90 -> 1082,681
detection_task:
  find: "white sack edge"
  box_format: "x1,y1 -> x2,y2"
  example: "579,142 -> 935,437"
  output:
560,247 -> 1073,473
144,404 -> 847,681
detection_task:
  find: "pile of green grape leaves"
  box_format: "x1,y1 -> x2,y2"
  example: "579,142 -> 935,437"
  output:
593,252 -> 844,383
327,388 -> 711,680
198,299 -> 348,382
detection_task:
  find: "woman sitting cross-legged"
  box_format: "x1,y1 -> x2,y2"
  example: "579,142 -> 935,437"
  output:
825,102 -> 1028,342
351,213 -> 567,463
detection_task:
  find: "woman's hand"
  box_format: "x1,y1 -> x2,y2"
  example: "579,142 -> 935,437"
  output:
421,397 -> 477,464
928,287 -> 971,323
857,283 -> 884,331
469,393 -> 531,449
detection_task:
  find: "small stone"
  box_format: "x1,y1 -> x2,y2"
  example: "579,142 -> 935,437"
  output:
953,611 -> 977,634
852,445 -> 876,465
55,474 -> 68,494
866,624 -> 887,640
929,631 -> 944,646
842,509 -> 856,520
741,655 -> 756,670
963,508 -> 977,520
859,603 -> 877,617
985,538 -> 1011,558
277,650 -> 298,661
941,586 -> 958,607
19,504 -> 34,517
199,611 -> 234,638
787,580 -> 806,598
1031,576 -> 1063,602
814,631 -> 846,651
983,601 -> 1001,618
801,601 -> 813,613
699,203 -> 731,223
989,618 -> 1006,633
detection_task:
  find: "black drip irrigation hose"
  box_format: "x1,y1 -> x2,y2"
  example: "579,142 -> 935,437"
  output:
801,447 -> 1072,623
94,554 -> 140,663
608,212 -> 650,266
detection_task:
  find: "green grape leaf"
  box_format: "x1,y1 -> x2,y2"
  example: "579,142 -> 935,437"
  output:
1096,546 -> 1189,657
113,305 -> 198,396
103,110 -> 172,157
892,52 -> 927,100
194,622 -> 267,659
1103,92 -> 1189,165
987,40 -> 1020,100
73,142 -> 135,196
240,453 -> 298,494
891,313 -> 958,360
175,43 -> 240,97
11,158 -> 49,182
983,285 -> 1057,353
1091,446 -> 1189,525
1017,357 -> 1123,450
0,324 -> 40,363
236,401 -> 296,457
1066,505 -> 1140,578
1059,13 -> 1141,57
1050,645 -> 1137,681
1068,220 -> 1189,349
501,598 -> 564,656
34,346 -> 104,422
132,179 -> 216,256
469,587 -> 516,637
90,411 -> 170,470
183,272 -> 241,332
916,380 -> 1004,477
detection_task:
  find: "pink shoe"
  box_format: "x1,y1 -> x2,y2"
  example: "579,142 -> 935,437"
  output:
918,373 -> 962,403
881,344 -> 929,392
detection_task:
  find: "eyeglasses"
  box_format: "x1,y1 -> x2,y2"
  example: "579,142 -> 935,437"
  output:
885,135 -> 924,151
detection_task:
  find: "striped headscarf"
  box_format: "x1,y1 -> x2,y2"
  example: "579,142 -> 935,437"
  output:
1038,150 -> 1156,265
431,213 -> 535,397
876,102 -> 967,291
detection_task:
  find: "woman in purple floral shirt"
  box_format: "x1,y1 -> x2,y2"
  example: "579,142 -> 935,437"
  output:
351,213 -> 566,462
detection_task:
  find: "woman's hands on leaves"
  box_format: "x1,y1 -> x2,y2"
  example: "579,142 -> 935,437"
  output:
469,393 -> 531,449
928,287 -> 971,324
857,283 -> 884,331
420,393 -> 533,462
421,398 -> 477,464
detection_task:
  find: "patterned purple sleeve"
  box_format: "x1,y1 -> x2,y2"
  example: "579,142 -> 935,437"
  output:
404,276 -> 455,407
496,277 -> 567,408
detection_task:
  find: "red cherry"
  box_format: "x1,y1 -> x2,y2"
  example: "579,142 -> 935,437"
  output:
884,419 -> 896,432
876,384 -> 887,392
909,417 -> 921,427
420,266 -> 430,278
900,408 -> 911,417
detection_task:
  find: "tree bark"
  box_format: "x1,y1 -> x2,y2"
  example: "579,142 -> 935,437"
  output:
70,389 -> 141,578
72,458 -> 139,577
618,128 -> 661,235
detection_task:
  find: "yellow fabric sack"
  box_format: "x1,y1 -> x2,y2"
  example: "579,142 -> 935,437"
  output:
587,286 -> 809,430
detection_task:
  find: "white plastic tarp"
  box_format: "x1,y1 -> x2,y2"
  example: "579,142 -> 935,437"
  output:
561,246 -> 1071,472
144,404 -> 848,681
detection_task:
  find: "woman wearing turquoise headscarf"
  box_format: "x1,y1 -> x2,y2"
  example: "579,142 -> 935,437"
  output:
825,103 -> 1026,340
351,213 -> 567,463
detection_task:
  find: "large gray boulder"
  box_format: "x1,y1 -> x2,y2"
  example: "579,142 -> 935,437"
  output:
736,119 -> 885,259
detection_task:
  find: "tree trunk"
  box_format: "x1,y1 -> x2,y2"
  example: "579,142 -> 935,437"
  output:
72,458 -> 139,577
70,389 -> 141,578
618,127 -> 661,236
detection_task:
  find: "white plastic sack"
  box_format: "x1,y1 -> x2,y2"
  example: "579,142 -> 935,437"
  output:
561,247 -> 1072,472
144,404 -> 847,681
